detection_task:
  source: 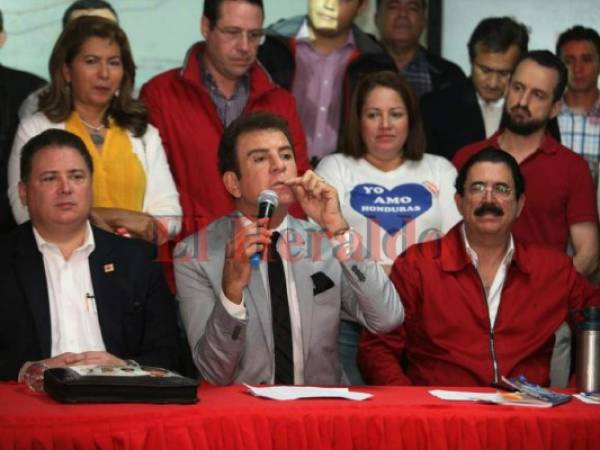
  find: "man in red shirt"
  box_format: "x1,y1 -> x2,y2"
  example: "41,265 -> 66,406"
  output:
453,50 -> 598,277
358,148 -> 600,387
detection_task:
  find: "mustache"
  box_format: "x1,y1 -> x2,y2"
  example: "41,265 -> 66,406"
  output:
474,203 -> 504,216
510,105 -> 531,116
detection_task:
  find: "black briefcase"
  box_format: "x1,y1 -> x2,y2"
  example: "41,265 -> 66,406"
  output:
44,366 -> 199,404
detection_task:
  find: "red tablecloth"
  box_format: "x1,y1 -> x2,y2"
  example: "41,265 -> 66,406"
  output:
0,382 -> 599,450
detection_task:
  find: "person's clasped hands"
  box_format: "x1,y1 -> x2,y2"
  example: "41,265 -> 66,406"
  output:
18,351 -> 127,392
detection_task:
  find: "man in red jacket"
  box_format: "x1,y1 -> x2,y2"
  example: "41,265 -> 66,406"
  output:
358,148 -> 600,387
140,0 -> 310,241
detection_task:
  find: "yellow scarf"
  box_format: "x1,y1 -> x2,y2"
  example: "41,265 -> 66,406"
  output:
65,112 -> 146,212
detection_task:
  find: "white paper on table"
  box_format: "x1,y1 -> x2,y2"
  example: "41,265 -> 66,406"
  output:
430,389 -> 560,408
244,384 -> 372,401
429,389 -> 504,403
574,393 -> 600,404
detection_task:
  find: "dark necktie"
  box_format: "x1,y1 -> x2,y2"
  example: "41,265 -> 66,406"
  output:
268,231 -> 294,384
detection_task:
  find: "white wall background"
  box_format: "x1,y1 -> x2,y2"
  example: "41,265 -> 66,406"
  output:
0,0 -> 307,86
1,1 -> 598,86
442,0 -> 600,74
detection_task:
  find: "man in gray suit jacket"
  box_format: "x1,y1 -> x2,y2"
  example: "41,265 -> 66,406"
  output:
174,112 -> 403,385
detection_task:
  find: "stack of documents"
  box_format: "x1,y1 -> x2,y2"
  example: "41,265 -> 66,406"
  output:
430,375 -> 572,408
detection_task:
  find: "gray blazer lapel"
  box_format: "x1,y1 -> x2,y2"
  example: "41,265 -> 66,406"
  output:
246,269 -> 273,353
285,217 -> 316,362
15,225 -> 51,357
292,256 -> 314,363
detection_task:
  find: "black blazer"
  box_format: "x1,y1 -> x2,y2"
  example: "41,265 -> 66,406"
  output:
0,65 -> 45,232
421,78 -> 485,160
421,78 -> 562,160
420,46 -> 466,93
0,223 -> 180,380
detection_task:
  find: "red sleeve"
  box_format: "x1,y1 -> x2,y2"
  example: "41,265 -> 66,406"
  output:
566,153 -> 599,224
357,252 -> 420,385
567,261 -> 600,310
358,326 -> 412,385
140,83 -> 167,147
282,95 -> 311,175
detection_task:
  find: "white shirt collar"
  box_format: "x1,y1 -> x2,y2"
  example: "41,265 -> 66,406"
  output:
296,17 -> 311,40
33,221 -> 96,258
461,223 -> 514,269
476,92 -> 505,109
273,215 -> 289,235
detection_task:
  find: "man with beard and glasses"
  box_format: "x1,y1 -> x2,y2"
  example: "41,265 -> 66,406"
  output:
358,148 -> 600,387
453,51 -> 598,278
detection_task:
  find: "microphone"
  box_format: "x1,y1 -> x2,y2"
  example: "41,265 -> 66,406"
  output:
250,190 -> 279,269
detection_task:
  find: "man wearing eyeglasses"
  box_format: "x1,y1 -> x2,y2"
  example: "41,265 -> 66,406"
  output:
140,0 -> 310,242
453,51 -> 599,388
421,17 -> 533,161
359,148 -> 600,387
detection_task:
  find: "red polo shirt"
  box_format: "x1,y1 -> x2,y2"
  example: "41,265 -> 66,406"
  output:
453,132 -> 598,251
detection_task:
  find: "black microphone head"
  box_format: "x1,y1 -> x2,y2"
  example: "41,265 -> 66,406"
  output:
257,190 -> 279,219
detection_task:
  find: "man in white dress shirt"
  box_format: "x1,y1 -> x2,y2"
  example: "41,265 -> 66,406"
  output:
0,129 -> 179,384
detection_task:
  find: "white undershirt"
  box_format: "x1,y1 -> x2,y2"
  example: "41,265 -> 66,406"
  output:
220,216 -> 305,384
477,94 -> 504,138
462,225 -> 514,328
33,222 -> 106,356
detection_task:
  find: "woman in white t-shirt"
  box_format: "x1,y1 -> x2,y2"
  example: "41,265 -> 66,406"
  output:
317,70 -> 460,268
316,71 -> 461,384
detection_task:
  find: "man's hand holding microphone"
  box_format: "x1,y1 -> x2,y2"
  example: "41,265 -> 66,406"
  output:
221,171 -> 349,304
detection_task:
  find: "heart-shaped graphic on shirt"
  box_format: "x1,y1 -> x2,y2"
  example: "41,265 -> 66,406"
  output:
350,183 -> 432,235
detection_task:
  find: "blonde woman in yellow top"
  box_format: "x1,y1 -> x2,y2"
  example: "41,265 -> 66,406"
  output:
8,16 -> 181,242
